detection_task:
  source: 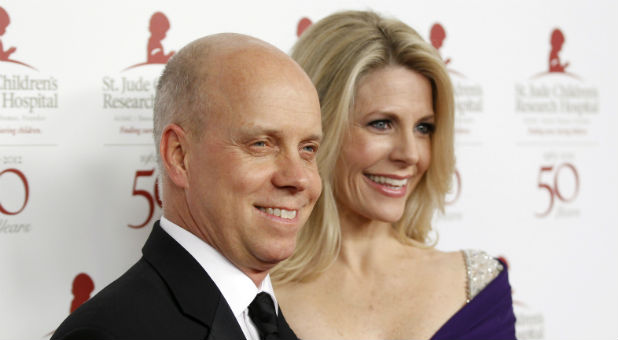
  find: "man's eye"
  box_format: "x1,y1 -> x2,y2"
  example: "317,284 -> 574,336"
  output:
300,143 -> 319,161
369,120 -> 392,130
248,140 -> 270,154
302,144 -> 318,153
416,122 -> 435,135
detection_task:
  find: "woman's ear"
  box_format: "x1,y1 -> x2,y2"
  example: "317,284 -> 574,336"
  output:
160,124 -> 190,188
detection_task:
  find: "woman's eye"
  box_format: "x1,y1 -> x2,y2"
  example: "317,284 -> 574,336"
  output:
369,120 -> 392,130
416,122 -> 435,135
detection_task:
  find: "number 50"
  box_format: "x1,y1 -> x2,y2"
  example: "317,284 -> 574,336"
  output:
536,163 -> 579,217
129,169 -> 162,229
0,168 -> 29,215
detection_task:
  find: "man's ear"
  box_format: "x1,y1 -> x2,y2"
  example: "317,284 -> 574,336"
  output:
160,124 -> 190,188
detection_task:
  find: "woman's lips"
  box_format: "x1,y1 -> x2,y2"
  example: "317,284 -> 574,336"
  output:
364,174 -> 409,198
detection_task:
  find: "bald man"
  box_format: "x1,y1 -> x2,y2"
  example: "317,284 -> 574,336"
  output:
52,33 -> 322,340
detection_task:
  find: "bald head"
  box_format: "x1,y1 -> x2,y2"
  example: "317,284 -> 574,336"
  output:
153,33 -> 317,155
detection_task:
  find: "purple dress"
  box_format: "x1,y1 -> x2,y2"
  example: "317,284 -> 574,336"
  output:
431,261 -> 516,340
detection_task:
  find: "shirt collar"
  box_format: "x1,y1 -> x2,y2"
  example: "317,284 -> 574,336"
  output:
159,216 -> 278,318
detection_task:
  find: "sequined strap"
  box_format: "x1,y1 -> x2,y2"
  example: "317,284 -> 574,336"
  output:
462,249 -> 503,302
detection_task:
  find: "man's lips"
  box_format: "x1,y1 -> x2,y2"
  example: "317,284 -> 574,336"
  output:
254,205 -> 298,220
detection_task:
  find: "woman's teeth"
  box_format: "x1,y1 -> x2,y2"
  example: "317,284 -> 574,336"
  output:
366,175 -> 407,188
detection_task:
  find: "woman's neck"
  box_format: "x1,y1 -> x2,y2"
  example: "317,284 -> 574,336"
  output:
337,209 -> 402,275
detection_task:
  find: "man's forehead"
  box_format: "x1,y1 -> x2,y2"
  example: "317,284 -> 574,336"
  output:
185,34 -> 321,141
203,71 -> 319,123
212,56 -> 301,94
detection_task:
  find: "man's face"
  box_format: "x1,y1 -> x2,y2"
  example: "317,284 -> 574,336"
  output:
184,68 -> 322,273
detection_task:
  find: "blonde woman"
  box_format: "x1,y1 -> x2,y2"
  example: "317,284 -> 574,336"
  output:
273,11 -> 515,339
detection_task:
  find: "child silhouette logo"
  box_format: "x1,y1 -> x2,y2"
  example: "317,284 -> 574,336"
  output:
549,28 -> 568,73
534,28 -> 578,79
297,17 -> 312,37
430,23 -> 450,65
429,22 -> 464,77
125,12 -> 175,71
0,6 -> 36,70
44,273 -> 95,337
70,273 -> 94,313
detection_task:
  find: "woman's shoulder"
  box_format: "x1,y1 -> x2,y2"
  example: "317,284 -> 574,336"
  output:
405,247 -> 467,296
461,249 -> 504,302
430,250 -> 515,340
415,247 -> 505,301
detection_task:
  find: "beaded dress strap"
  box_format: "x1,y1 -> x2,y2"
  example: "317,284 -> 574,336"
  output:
462,249 -> 503,302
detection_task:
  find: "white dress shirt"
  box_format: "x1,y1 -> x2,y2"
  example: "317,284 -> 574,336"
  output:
159,216 -> 278,340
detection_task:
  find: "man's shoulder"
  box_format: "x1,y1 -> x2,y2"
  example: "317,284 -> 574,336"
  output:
51,258 -> 209,339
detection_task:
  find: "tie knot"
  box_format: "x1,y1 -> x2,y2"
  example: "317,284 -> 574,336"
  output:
248,292 -> 279,340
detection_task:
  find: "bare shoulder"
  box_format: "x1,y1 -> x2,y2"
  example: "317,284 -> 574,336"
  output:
417,248 -> 504,299
404,246 -> 466,278
423,247 -> 465,267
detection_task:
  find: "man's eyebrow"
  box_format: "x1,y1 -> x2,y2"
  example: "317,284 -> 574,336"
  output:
304,133 -> 323,143
239,127 -> 323,142
238,127 -> 281,137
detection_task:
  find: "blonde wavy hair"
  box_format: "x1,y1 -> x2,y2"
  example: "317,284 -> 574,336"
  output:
272,10 -> 454,283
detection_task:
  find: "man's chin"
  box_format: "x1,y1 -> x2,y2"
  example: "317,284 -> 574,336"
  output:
255,243 -> 296,268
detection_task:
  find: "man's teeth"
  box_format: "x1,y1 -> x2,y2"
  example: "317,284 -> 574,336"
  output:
258,207 -> 297,219
367,175 -> 407,187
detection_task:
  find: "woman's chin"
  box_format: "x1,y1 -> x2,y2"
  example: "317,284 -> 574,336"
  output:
368,209 -> 406,224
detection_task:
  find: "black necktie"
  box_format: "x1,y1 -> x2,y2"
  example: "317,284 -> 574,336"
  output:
248,292 -> 280,340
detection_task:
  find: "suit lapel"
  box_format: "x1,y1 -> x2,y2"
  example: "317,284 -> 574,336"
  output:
142,222 -> 245,340
207,297 -> 246,340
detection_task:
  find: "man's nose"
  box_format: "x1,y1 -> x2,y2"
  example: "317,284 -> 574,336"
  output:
272,151 -> 310,193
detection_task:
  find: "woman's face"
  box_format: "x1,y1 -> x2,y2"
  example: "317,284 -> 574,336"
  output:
334,65 -> 434,223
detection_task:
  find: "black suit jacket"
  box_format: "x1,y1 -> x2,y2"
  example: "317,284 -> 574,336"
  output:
52,222 -> 297,340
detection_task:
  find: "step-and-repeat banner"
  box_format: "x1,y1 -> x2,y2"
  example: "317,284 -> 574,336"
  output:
1,1 -> 616,339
